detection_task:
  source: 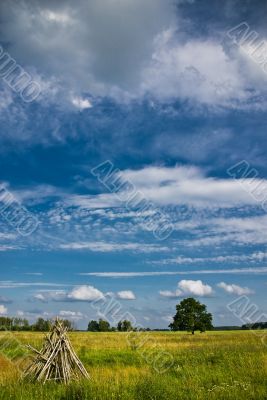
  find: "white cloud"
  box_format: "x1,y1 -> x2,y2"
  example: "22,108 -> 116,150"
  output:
159,289 -> 183,298
33,286 -> 136,303
178,279 -> 213,296
217,282 -> 254,295
59,241 -> 168,253
33,294 -> 47,302
142,35 -> 248,107
0,305 -> 7,315
0,0 -> 175,104
25,273 -> 43,276
67,285 -> 104,301
160,279 -> 213,298
1,0 -> 264,110
71,97 -> 93,110
116,290 -> 136,300
0,281 -> 65,289
155,251 -> 267,265
0,245 -> 20,251
59,310 -> 84,319
10,165 -> 267,212
72,165 -> 267,209
13,184 -> 64,204
120,166 -> 267,207
83,267 -> 267,278
41,10 -> 72,24
34,285 -> 104,303
175,214 -> 267,248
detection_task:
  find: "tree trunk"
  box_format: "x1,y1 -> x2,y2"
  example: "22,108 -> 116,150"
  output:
192,331 -> 194,335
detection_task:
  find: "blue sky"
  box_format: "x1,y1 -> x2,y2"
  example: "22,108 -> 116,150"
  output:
0,0 -> 267,329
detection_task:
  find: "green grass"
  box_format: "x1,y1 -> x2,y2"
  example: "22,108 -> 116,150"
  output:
0,330 -> 266,399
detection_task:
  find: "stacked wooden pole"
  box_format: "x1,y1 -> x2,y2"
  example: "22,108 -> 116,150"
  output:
24,318 -> 89,384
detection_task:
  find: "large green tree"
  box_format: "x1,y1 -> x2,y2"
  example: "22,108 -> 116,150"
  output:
169,298 -> 213,334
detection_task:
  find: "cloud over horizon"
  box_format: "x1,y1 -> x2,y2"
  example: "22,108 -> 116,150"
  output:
160,279 -> 213,298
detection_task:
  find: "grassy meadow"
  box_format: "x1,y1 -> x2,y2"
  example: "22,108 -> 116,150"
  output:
0,330 -> 266,399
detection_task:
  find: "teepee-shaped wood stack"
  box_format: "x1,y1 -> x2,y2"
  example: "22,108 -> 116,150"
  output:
24,318 -> 89,384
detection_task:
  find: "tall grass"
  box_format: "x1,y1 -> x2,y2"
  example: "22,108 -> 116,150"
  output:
0,331 -> 266,399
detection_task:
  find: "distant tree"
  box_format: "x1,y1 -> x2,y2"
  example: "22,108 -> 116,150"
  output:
169,298 -> 213,334
0,317 -> 13,330
61,319 -> 75,331
87,320 -> 99,332
242,322 -> 267,330
117,320 -> 133,332
98,319 -> 110,332
12,317 -> 30,331
33,318 -> 51,332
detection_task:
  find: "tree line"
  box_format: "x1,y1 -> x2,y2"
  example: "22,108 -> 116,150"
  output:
1,299 -> 265,333
0,317 -> 74,331
87,319 -> 141,332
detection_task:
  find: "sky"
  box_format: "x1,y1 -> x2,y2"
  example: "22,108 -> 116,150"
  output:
0,0 -> 267,329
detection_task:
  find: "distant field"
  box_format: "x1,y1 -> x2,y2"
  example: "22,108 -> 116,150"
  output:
0,330 -> 266,399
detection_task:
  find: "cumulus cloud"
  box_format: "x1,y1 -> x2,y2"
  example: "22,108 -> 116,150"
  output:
33,286 -> 136,304
217,282 -> 254,295
1,0 -> 264,109
0,0 -> 175,104
71,97 -> 93,110
142,34 -> 248,107
160,279 -> 213,298
116,290 -> 136,300
178,279 -> 213,296
33,285 -> 104,303
67,285 -> 104,301
0,305 -> 7,315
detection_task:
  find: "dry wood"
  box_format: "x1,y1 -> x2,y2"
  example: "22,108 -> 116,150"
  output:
23,318 -> 90,384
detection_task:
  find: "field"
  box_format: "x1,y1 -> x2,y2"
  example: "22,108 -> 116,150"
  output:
0,330 -> 266,400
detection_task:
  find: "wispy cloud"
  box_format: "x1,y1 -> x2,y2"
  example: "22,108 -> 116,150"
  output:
59,241 -> 168,253
0,281 -> 66,289
0,245 -> 21,251
154,252 -> 267,266
82,267 -> 267,278
64,166 -> 267,209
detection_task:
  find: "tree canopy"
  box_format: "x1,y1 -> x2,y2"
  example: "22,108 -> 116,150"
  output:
169,298 -> 213,334
87,319 -> 111,332
117,320 -> 134,332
